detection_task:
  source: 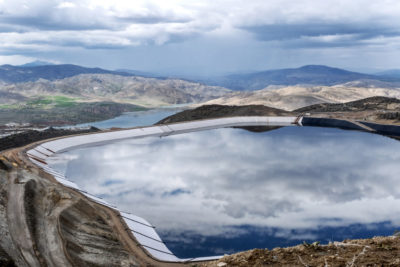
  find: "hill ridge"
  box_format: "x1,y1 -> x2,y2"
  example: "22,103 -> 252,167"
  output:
200,65 -> 400,90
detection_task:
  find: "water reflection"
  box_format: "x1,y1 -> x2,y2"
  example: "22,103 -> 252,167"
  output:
48,126 -> 400,257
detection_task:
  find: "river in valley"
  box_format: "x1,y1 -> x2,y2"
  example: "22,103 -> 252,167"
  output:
47,126 -> 400,258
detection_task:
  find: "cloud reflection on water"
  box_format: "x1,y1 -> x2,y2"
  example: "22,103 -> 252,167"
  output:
49,126 -> 400,251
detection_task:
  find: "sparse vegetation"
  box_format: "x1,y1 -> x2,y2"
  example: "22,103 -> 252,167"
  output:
0,101 -> 146,126
378,112 -> 400,121
0,104 -> 20,109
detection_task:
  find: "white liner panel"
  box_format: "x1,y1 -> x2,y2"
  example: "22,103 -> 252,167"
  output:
26,116 -> 300,262
141,247 -> 180,262
120,212 -> 154,228
34,146 -> 53,156
132,232 -> 173,255
26,149 -> 48,161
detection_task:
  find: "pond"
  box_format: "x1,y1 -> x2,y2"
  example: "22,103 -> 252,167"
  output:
47,126 -> 400,258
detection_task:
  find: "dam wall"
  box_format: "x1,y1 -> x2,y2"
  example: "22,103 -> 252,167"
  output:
301,117 -> 400,137
359,121 -> 400,136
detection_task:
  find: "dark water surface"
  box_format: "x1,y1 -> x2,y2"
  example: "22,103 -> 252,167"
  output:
48,126 -> 400,258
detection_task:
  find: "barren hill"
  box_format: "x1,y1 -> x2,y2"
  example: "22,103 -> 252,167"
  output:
0,74 -> 230,107
199,84 -> 400,111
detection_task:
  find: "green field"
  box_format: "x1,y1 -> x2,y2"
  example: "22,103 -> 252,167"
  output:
26,95 -> 77,108
0,95 -> 78,110
0,104 -> 20,109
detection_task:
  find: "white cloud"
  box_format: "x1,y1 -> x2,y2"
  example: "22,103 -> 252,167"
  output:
57,2 -> 76,9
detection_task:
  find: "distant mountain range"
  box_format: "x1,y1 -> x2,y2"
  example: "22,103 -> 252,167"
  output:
19,60 -> 56,67
200,65 -> 400,90
114,69 -> 161,78
1,63 -> 400,90
0,64 -> 133,83
376,69 -> 400,79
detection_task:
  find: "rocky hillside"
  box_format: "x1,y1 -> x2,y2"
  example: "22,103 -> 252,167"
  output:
0,73 -> 230,107
199,83 -> 400,111
295,96 -> 400,113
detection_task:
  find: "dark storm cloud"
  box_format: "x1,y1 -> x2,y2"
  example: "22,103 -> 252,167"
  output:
116,15 -> 192,25
243,23 -> 400,47
0,13 -> 192,32
0,16 -> 111,31
0,23 -> 28,33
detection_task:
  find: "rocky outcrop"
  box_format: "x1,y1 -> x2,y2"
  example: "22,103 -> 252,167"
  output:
59,200 -> 138,267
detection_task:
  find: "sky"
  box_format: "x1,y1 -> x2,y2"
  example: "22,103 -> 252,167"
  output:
0,0 -> 400,75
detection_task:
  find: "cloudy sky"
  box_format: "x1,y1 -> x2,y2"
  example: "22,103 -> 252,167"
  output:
1,0 -> 400,75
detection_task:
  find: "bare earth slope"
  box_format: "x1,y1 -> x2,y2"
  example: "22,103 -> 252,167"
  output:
200,84 -> 400,111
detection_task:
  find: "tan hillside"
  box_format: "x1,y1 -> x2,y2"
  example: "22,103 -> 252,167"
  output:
199,84 -> 400,111
0,74 -> 230,107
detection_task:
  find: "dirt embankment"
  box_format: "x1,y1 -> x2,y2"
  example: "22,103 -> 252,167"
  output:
0,127 -> 99,152
157,104 -> 291,124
